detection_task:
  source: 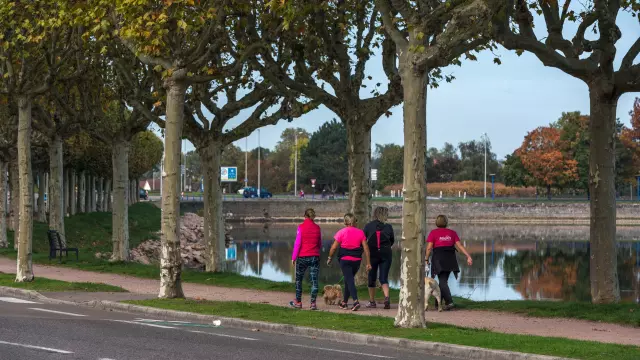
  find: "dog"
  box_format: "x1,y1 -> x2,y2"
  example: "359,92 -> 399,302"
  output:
323,284 -> 342,305
424,277 -> 443,312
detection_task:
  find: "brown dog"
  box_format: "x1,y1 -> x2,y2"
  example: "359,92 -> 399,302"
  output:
424,277 -> 443,312
323,284 -> 342,305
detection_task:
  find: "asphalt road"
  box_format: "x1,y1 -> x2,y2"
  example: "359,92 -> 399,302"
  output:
0,297 -> 454,360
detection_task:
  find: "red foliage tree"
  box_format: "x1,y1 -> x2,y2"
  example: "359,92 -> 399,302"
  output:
516,127 -> 578,199
620,98 -> 640,179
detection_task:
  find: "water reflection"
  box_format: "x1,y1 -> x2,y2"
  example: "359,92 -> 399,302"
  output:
226,224 -> 640,302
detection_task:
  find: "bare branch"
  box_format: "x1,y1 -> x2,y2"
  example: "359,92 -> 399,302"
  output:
621,36 -> 640,69
376,0 -> 409,50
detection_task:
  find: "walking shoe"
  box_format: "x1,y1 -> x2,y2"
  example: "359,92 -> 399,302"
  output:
310,302 -> 318,311
351,301 -> 361,311
444,303 -> 455,311
289,300 -> 302,309
365,301 -> 377,308
383,297 -> 391,309
338,301 -> 348,310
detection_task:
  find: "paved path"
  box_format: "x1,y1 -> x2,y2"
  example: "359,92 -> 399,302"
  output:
1,257 -> 639,347
0,296 -> 442,360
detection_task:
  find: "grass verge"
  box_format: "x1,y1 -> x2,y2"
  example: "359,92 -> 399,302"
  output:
0,272 -> 126,292
127,299 -> 640,360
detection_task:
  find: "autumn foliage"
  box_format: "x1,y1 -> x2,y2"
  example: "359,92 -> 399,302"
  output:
620,99 -> 640,178
516,127 -> 578,193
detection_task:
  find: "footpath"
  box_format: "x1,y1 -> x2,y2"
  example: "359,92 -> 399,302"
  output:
0,256 -> 638,347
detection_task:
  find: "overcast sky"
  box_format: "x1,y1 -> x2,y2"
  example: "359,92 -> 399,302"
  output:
156,11 -> 640,160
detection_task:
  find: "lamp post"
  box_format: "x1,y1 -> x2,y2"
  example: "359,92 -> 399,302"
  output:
636,173 -> 640,201
481,133 -> 489,198
244,136 -> 248,188
294,131 -> 298,197
257,129 -> 261,198
490,174 -> 495,200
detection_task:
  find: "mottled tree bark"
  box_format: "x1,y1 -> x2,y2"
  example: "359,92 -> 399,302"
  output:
36,169 -> 46,223
48,135 -> 65,246
105,179 -> 112,212
199,141 -> 226,272
9,160 -> 18,235
16,96 -> 34,282
0,160 -> 7,248
111,139 -> 130,262
394,61 -> 427,328
159,78 -> 185,298
97,177 -> 104,212
69,170 -> 76,216
588,84 -> 620,303
78,171 -> 86,213
346,119 -> 373,286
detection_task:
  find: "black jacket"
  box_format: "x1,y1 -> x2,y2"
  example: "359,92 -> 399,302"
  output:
430,246 -> 460,279
363,220 -> 395,257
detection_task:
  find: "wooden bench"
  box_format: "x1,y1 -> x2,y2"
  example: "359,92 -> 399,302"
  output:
47,230 -> 79,262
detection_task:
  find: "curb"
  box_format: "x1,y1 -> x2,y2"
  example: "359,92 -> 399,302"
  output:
0,286 -> 572,360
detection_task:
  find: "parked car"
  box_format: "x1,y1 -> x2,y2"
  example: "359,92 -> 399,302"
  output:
139,189 -> 148,200
242,187 -> 272,199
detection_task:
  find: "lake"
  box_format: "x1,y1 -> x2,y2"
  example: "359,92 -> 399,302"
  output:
225,223 -> 640,303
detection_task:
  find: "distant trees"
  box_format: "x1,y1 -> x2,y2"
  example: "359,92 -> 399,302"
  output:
375,144 -> 403,189
299,120 -> 348,193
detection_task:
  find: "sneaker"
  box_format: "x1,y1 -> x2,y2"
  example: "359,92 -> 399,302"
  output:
383,297 -> 390,309
289,300 -> 302,309
444,303 -> 455,311
351,301 -> 361,311
338,301 -> 348,310
365,301 -> 377,308
310,302 -> 318,311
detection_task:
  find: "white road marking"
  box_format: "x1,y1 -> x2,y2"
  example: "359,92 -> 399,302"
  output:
189,330 -> 258,341
98,358 -> 117,360
0,297 -> 40,304
167,321 -> 190,324
111,320 -> 176,329
287,344 -> 394,358
133,318 -> 164,322
0,340 -> 73,354
29,308 -> 87,317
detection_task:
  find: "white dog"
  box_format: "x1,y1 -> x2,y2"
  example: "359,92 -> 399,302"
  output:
424,277 -> 443,312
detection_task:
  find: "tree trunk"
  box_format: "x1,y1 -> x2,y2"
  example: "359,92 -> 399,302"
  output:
0,160 -> 7,248
78,171 -> 86,213
159,79 -> 186,298
105,179 -> 112,212
111,139 -> 130,262
588,86 -> 620,303
64,168 -> 70,217
546,184 -> 552,200
394,63 -> 428,328
90,175 -> 97,212
70,170 -> 76,216
16,96 -> 34,282
97,177 -> 104,212
100,177 -> 107,211
199,141 -> 226,272
84,173 -> 90,213
9,160 -> 18,234
345,118 -> 373,286
135,179 -> 140,204
36,169 -> 46,223
48,135 -> 66,246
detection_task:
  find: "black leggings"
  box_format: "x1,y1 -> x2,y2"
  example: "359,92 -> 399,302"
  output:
367,253 -> 392,288
339,259 -> 361,302
437,271 -> 454,305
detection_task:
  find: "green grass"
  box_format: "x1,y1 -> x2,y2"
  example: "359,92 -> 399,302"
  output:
1,201 -> 638,328
127,299 -> 640,360
0,272 -> 126,292
455,300 -> 640,327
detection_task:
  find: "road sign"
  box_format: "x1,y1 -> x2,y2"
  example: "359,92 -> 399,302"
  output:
371,169 -> 378,181
181,165 -> 185,175
221,167 -> 238,182
225,244 -> 237,261
311,178 -> 316,188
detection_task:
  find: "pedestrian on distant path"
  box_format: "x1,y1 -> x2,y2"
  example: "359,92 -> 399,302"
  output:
327,213 -> 371,311
364,207 -> 395,309
425,215 -> 473,311
290,208 -> 322,310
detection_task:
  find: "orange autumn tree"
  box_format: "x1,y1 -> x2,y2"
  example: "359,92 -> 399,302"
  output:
516,127 -> 578,199
621,99 -> 640,178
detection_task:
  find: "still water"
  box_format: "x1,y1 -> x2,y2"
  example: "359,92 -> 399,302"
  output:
225,223 -> 640,303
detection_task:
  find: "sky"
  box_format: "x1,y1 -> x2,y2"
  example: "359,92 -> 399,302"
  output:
160,11 -> 640,161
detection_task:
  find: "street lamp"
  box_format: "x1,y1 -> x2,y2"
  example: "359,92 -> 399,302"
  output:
481,133 -> 489,198
294,131 -> 298,197
490,174 -> 496,200
257,129 -> 261,198
636,173 -> 640,201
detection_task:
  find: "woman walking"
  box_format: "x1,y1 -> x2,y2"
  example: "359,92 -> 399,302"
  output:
364,207 -> 395,309
290,208 -> 322,310
327,213 -> 371,311
425,215 -> 473,310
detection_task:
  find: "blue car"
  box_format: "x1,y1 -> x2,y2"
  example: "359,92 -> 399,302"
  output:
242,187 -> 272,199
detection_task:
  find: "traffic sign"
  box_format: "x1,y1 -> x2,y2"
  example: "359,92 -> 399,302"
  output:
311,178 -> 316,188
371,169 -> 378,181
